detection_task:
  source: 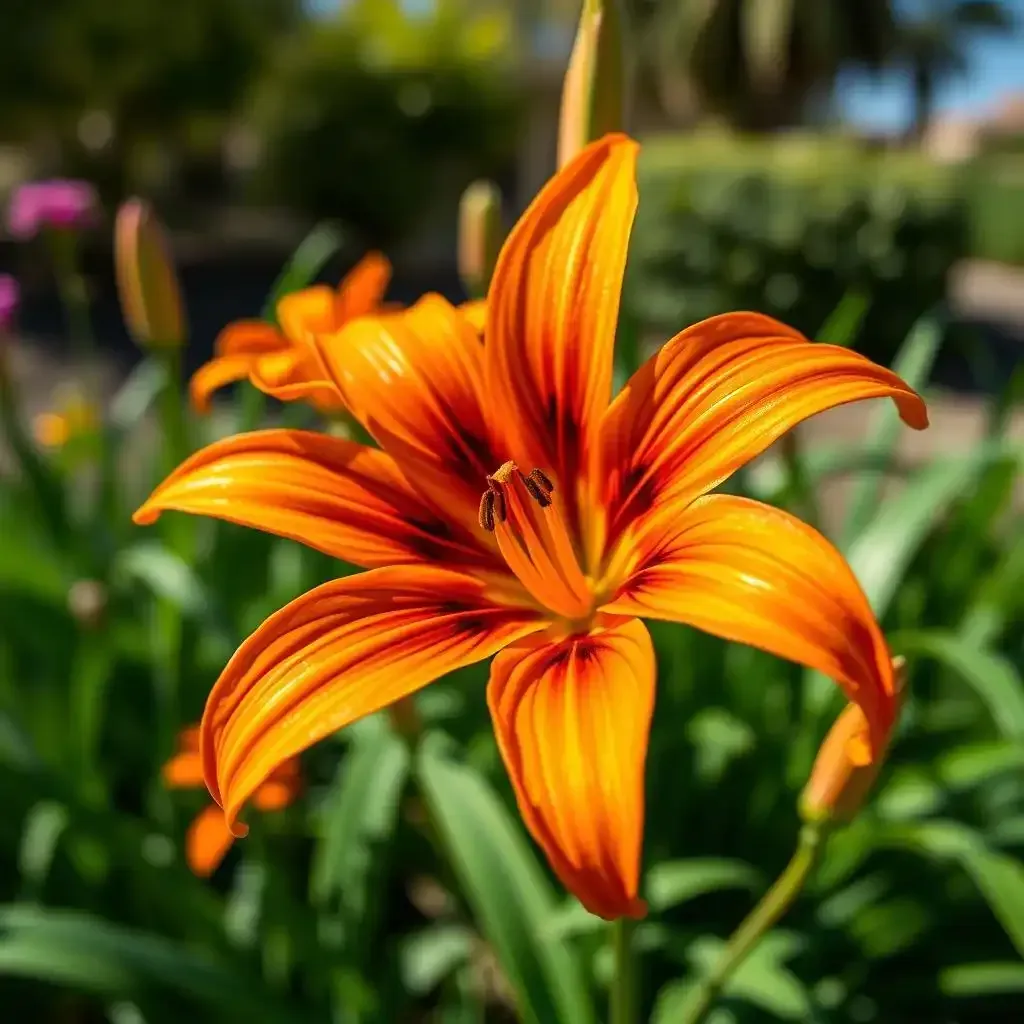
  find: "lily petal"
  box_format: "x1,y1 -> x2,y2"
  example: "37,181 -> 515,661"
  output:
319,293 -> 499,525
186,805 -> 236,877
605,494 -> 897,763
485,134 -> 639,532
133,429 -> 495,570
334,252 -> 392,322
487,617 -> 655,920
190,353 -> 270,414
190,323 -> 287,412
247,347 -> 342,411
163,749 -> 204,788
214,321 -> 284,357
202,565 -> 548,829
600,312 -> 928,540
277,285 -> 338,341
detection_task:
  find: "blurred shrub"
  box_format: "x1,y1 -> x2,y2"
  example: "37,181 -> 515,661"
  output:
964,151 -> 1024,267
250,0 -> 522,248
627,134 -> 968,363
0,0 -> 302,201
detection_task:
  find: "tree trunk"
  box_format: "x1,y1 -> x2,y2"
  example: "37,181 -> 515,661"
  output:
911,64 -> 934,142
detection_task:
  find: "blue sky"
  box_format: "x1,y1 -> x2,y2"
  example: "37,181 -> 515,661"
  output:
831,0 -> 1024,131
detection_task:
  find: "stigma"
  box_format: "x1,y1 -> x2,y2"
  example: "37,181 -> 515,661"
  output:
479,462 -> 554,532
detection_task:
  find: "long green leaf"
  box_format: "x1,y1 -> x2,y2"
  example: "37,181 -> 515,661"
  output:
881,821 -> 1024,958
847,441 -> 1015,618
646,858 -> 762,913
892,631 -> 1024,739
262,223 -> 346,323
416,733 -> 596,1024
0,905 -> 304,1022
310,716 -> 410,952
842,315 -> 942,545
816,288 -> 870,347
941,962 -> 1024,997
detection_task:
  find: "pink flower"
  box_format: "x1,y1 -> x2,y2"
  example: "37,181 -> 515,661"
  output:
0,274 -> 18,331
7,180 -> 99,240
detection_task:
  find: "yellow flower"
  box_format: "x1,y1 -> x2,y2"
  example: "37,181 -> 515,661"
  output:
33,390 -> 98,449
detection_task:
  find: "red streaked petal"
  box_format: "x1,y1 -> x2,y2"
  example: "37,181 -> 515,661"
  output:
201,565 -> 548,829
319,293 -> 498,525
485,134 -> 639,539
185,805 -> 235,877
600,312 -> 928,539
604,494 -> 897,763
133,429 -> 495,570
487,617 -> 655,920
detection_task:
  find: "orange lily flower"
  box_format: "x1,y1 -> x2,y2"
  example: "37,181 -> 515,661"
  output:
136,135 -> 927,920
189,252 -> 391,414
163,726 -> 300,876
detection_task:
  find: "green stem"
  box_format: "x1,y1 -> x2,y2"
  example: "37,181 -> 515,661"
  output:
610,917 -> 637,1024
779,432 -> 820,530
680,824 -> 826,1024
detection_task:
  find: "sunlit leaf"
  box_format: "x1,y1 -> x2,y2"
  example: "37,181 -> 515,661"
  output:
416,733 -> 596,1024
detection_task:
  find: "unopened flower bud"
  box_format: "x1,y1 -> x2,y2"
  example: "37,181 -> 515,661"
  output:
558,0 -> 629,169
458,181 -> 503,299
115,199 -> 185,349
801,657 -> 906,824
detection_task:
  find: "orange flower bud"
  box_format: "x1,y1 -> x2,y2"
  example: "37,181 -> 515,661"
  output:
558,0 -> 629,169
801,657 -> 906,824
115,198 -> 185,349
458,181 -> 503,299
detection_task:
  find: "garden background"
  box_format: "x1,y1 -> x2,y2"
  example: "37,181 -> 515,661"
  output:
1,1 -> 1024,1021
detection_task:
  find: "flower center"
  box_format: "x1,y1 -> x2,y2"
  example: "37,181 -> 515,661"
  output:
479,461 -> 595,622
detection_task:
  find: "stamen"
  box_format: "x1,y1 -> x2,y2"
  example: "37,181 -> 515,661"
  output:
478,486 -> 507,532
522,468 -> 554,507
478,461 -> 592,620
480,462 -> 551,531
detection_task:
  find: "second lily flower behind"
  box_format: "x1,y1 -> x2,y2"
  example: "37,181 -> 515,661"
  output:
135,135 -> 928,920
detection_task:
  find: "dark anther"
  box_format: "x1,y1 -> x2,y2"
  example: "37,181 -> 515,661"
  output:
521,468 -> 554,508
528,468 -> 554,495
478,485 -> 507,532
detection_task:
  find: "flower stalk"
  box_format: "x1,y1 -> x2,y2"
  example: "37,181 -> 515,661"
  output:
680,823 -> 827,1024
610,917 -> 638,1024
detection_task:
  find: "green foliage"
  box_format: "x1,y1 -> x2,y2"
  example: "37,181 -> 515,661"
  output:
251,1 -> 522,248
626,134 -> 969,365
964,152 -> 1024,266
0,221 -> 1022,1024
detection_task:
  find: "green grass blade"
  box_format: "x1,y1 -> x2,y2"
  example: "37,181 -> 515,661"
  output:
842,316 -> 942,546
816,289 -> 870,347
416,733 -> 596,1024
262,223 -> 346,324
846,441 -> 1012,619
0,905 -> 304,1022
891,631 -> 1024,740
310,716 -> 410,950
